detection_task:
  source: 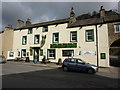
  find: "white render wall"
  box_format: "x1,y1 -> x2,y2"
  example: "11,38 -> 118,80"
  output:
0,33 -> 2,55
13,23 -> 109,67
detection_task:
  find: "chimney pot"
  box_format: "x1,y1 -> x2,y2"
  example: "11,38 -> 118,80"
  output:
26,18 -> 31,26
70,7 -> 75,17
17,19 -> 24,28
99,6 -> 105,19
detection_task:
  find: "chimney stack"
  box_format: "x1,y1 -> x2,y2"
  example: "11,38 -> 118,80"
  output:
4,24 -> 13,31
17,19 -> 24,28
99,6 -> 105,19
26,18 -> 31,26
6,24 -> 12,28
68,7 -> 76,27
70,7 -> 75,17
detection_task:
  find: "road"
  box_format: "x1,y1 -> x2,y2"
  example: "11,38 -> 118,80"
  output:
1,61 -> 119,88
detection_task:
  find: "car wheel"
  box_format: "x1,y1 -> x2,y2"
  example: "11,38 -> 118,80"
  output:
87,68 -> 95,74
63,66 -> 68,72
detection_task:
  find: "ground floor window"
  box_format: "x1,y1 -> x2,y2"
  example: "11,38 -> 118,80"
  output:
9,51 -> 14,57
48,49 -> 55,59
21,49 -> 26,57
62,50 -> 74,57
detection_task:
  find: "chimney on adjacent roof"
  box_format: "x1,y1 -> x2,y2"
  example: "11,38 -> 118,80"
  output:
99,6 -> 106,19
70,7 -> 75,17
26,18 -> 31,26
6,24 -> 12,28
4,24 -> 13,31
68,7 -> 76,27
17,19 -> 24,28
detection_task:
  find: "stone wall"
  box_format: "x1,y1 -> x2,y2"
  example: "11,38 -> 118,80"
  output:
107,22 -> 120,47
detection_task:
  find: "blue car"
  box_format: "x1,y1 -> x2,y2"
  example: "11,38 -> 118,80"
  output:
62,58 -> 98,74
0,55 -> 7,63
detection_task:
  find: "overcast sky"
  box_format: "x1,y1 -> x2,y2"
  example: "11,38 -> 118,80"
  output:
1,1 -> 119,31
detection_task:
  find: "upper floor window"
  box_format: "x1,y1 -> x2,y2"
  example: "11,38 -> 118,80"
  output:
42,26 -> 48,32
34,35 -> 40,44
70,31 -> 77,42
114,24 -> 120,33
85,29 -> 94,42
53,32 -> 59,43
28,28 -> 32,34
22,36 -> 27,45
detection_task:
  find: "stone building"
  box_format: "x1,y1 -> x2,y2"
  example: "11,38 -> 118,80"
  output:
0,25 -> 14,59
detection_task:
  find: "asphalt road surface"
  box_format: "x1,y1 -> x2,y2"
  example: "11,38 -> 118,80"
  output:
1,62 -> 119,88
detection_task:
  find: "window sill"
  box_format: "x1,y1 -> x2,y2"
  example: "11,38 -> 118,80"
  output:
47,58 -> 55,60
85,40 -> 94,42
34,43 -> 40,44
70,41 -> 77,42
42,31 -> 48,32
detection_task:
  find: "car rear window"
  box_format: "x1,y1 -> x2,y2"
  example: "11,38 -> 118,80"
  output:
64,59 -> 68,62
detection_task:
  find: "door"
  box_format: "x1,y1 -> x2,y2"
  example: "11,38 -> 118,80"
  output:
34,49 -> 39,62
76,59 -> 87,71
67,58 -> 77,70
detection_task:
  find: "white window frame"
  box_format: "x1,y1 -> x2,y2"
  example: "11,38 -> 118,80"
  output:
114,24 -> 120,33
70,31 -> 77,42
21,49 -> 26,57
34,35 -> 40,44
86,29 -> 94,42
53,33 -> 59,43
42,26 -> 48,32
48,49 -> 55,59
22,36 -> 27,45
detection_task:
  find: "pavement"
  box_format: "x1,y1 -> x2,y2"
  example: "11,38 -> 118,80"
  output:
7,60 -> 61,68
5,60 -> 120,79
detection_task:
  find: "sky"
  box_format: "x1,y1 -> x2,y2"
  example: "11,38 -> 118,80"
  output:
1,0 -> 120,31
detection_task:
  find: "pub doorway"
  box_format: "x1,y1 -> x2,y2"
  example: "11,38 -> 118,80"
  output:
33,48 -> 40,62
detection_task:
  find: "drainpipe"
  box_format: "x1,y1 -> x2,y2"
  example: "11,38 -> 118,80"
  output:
95,25 -> 99,67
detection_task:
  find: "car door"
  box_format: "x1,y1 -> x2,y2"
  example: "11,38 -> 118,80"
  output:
67,58 -> 77,70
76,59 -> 87,71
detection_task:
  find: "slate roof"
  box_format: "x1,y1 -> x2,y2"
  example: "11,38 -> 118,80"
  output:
15,18 -> 69,30
68,10 -> 120,28
15,10 -> 120,30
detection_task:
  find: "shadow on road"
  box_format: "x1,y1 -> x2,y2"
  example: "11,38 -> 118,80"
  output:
2,67 -> 119,88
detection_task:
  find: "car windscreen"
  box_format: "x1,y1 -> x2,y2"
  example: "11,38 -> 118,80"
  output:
76,59 -> 86,64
